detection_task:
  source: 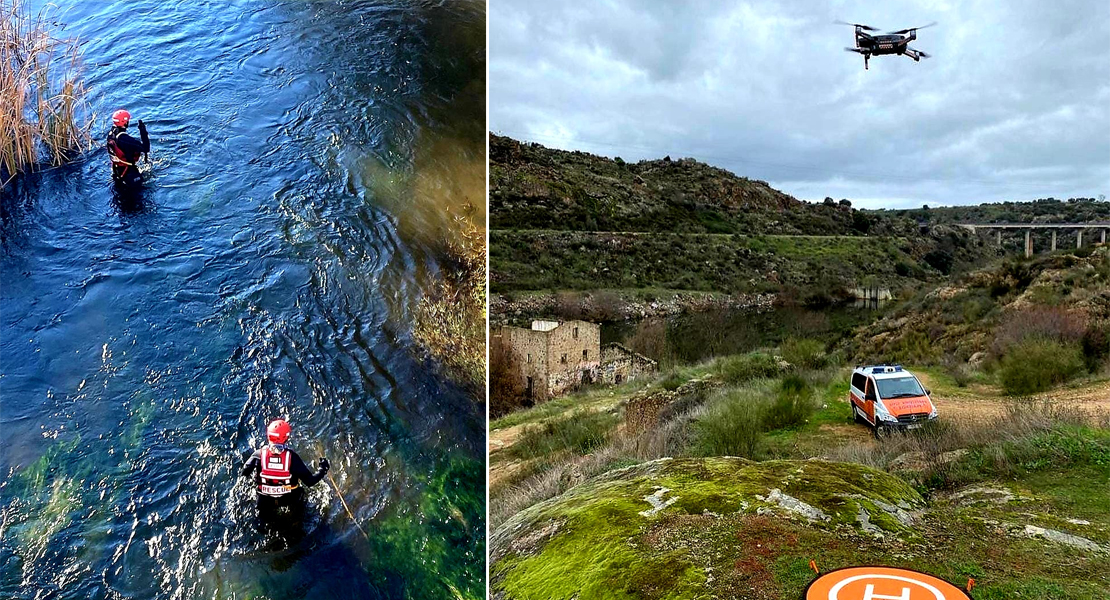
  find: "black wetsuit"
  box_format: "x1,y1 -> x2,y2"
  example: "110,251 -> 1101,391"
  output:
241,446 -> 328,522
106,122 -> 150,186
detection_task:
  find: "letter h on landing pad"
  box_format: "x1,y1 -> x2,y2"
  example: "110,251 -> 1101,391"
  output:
863,585 -> 911,600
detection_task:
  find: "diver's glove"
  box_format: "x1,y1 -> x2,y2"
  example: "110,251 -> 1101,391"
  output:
318,457 -> 330,474
138,120 -> 150,161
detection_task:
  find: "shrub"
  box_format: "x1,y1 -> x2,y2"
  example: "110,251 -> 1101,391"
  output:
1080,321 -> 1110,373
762,375 -> 816,430
993,306 -> 1087,355
512,410 -> 618,460
588,290 -> 627,322
626,318 -> 668,364
942,356 -> 973,388
923,249 -> 954,274
715,352 -> 782,384
780,338 -> 827,370
892,330 -> 938,364
659,371 -> 684,391
691,388 -> 766,459
998,339 -> 1085,396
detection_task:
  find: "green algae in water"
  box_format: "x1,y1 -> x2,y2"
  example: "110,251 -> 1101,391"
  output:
365,454 -> 486,600
16,435 -> 81,492
14,476 -> 82,556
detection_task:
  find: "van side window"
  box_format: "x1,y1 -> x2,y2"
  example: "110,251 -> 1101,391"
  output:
851,373 -> 867,391
865,379 -> 876,400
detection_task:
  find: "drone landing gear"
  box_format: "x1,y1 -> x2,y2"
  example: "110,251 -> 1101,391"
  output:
864,54 -> 869,70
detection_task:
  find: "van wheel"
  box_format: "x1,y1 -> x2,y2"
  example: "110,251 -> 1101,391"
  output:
873,424 -> 885,440
853,406 -> 866,424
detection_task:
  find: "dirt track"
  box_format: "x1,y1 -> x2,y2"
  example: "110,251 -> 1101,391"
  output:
920,375 -> 1110,425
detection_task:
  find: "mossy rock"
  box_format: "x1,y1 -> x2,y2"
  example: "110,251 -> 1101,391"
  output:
491,457 -> 923,600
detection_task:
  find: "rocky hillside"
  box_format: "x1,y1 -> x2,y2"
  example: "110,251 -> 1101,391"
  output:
852,245 -> 1110,367
884,197 -> 1110,226
490,135 -> 1001,298
493,134 -> 907,236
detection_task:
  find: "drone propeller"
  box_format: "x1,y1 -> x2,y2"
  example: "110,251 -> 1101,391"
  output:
888,22 -> 937,34
844,47 -> 864,54
834,20 -> 880,31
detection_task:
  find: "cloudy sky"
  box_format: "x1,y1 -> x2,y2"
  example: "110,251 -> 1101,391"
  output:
490,0 -> 1110,209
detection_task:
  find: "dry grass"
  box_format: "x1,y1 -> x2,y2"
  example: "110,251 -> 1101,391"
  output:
1,0 -> 92,184
412,213 -> 486,396
491,400 -> 708,529
492,390 -> 1109,529
824,399 -> 1100,487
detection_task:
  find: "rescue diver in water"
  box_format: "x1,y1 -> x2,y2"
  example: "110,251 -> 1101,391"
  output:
106,109 -> 149,186
241,419 -> 329,523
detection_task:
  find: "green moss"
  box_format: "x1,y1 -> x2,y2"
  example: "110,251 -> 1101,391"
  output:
494,458 -> 926,600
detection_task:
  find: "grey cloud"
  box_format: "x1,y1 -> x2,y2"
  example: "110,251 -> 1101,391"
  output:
491,0 -> 1110,207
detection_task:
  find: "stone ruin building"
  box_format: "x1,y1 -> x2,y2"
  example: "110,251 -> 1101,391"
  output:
493,320 -> 658,404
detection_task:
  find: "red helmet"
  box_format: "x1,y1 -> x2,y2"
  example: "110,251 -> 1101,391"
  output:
112,109 -> 131,127
267,419 -> 291,444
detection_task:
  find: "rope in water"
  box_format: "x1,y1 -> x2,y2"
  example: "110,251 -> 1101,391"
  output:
327,470 -> 371,543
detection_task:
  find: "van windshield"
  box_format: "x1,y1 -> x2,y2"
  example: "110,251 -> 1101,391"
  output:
876,376 -> 926,399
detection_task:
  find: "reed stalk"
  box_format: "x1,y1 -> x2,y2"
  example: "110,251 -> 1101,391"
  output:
1,0 -> 92,185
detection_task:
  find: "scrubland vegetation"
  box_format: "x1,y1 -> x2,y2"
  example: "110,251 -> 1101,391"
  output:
491,331 -> 1110,598
854,246 -> 1110,395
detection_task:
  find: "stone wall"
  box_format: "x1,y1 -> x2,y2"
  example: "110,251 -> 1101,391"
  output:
624,378 -> 721,435
599,343 -> 658,385
625,390 -> 676,435
497,325 -> 550,401
544,320 -> 601,398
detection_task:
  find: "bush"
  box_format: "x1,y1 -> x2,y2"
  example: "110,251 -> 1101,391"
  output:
998,339 -> 1085,396
780,338 -> 827,370
993,306 -> 1087,355
659,371 -> 684,391
692,388 -> 766,459
1080,321 -> 1110,373
892,330 -> 938,364
923,249 -> 954,275
715,352 -> 782,384
512,411 -> 617,460
763,375 -> 816,430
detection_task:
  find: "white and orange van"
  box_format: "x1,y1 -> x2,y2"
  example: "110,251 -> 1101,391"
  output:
849,365 -> 937,436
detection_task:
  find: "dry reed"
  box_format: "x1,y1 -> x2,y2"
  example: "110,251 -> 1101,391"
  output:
1,0 -> 92,185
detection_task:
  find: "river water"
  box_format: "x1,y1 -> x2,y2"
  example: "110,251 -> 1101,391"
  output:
0,1 -> 485,599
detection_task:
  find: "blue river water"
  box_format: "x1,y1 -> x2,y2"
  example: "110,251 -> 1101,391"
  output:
0,1 -> 485,599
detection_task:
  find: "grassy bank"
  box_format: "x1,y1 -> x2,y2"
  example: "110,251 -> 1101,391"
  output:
412,214 -> 486,396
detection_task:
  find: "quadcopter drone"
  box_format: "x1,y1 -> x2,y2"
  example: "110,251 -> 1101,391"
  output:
838,21 -> 935,70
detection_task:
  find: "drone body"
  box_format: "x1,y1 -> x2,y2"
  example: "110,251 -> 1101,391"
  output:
839,21 -> 934,70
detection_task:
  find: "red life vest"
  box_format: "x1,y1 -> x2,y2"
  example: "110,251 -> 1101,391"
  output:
258,446 -> 297,497
106,129 -> 137,178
